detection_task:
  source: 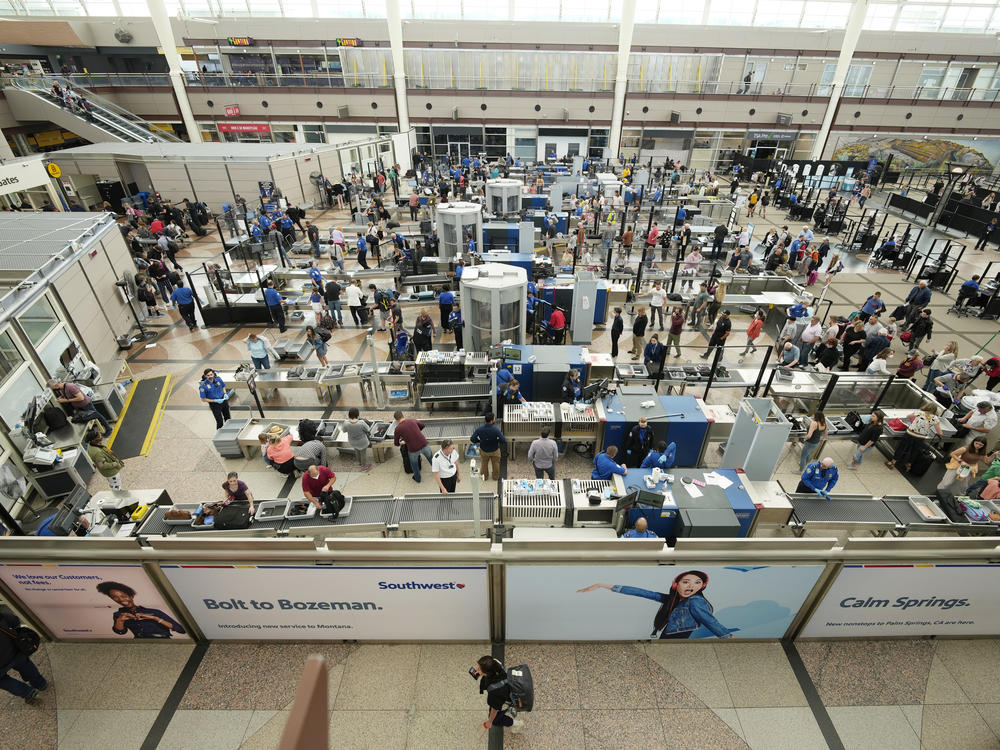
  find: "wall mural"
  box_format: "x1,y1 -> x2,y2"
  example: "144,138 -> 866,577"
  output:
831,135 -> 1000,171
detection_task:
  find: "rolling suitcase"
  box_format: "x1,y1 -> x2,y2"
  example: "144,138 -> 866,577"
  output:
908,446 -> 935,477
400,444 -> 412,475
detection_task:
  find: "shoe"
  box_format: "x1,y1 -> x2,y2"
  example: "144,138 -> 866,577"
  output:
510,718 -> 524,734
357,464 -> 372,472
699,353 -> 709,359
34,679 -> 48,692
23,689 -> 39,705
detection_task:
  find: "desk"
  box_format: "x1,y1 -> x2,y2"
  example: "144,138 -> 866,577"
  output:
214,368 -> 326,400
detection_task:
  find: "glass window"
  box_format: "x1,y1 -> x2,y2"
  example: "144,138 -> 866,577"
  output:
281,0 -> 313,16
800,1 -> 850,28
754,0 -> 802,26
364,0 -> 387,17
896,4 -> 945,31
571,0 -> 613,22
863,2 -> 896,29
0,367 -> 43,433
634,0 -> 659,23
916,66 -> 946,99
247,0 -> 281,15
942,5 -> 992,32
19,296 -> 58,346
659,0 -> 704,23
325,0 -> 364,15
38,327 -> 73,377
84,0 -> 116,12
513,0 -> 560,21
464,2 -> 507,19
50,0 -> 86,14
818,63 -> 872,97
411,0 -> 462,18
0,331 -> 24,389
707,0 -> 755,25
115,0 -> 151,13
217,0 -> 250,14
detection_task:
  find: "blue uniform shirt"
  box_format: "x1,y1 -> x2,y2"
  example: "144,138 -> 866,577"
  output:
199,376 -> 227,401
592,452 -> 627,480
309,267 -> 323,287
449,310 -> 463,330
250,224 -> 262,238
169,286 -> 194,305
280,217 -> 293,229
259,215 -> 272,231
455,264 -> 463,279
800,461 -> 839,495
263,287 -> 283,307
466,238 -> 475,253
788,303 -> 809,319
623,528 -> 659,539
357,236 -> 367,253
961,279 -> 980,295
439,291 -> 455,306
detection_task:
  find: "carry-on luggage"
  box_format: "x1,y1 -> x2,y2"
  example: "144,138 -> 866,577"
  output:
908,446 -> 935,477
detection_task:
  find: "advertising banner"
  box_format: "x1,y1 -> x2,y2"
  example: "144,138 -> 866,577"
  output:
162,565 -> 489,640
506,564 -> 823,640
801,563 -> 1000,638
218,122 -> 270,134
0,563 -> 190,641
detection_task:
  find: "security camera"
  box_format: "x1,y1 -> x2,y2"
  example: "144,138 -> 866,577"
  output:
626,110 -> 631,115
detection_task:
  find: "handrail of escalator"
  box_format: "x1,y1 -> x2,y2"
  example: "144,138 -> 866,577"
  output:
4,75 -> 182,143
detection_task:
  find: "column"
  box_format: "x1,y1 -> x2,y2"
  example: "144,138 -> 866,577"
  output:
146,0 -> 202,143
0,128 -> 14,159
608,0 -> 637,159
385,0 -> 411,133
810,0 -> 870,160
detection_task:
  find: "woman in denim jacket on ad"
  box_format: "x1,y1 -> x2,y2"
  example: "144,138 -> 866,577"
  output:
578,570 -> 734,639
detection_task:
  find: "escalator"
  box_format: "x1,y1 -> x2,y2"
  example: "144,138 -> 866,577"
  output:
3,76 -> 182,145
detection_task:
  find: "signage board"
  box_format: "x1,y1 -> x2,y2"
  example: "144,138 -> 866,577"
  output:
746,130 -> 799,141
227,36 -> 253,46
162,564 -> 489,640
0,158 -> 52,197
802,563 -> 1000,638
335,38 -> 361,47
0,563 -> 190,641
46,162 -> 61,178
506,564 -> 823,640
224,104 -> 241,117
218,122 -> 270,134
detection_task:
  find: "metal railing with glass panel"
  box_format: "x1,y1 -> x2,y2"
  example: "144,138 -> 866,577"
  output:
4,76 -> 182,143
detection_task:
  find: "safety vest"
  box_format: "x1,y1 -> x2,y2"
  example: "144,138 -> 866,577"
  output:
606,209 -> 617,224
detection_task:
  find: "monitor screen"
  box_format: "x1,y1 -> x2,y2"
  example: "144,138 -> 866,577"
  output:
502,347 -> 522,361
635,489 -> 667,508
615,490 -> 638,512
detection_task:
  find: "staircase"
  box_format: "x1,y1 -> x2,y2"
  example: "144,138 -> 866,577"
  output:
3,76 -> 182,144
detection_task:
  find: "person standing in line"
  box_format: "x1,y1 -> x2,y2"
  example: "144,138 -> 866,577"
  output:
438,286 -> 455,334
393,411 -> 433,483
408,191 -> 420,221
324,278 -> 343,327
797,316 -> 823,366
305,326 -> 329,366
848,410 -> 885,469
974,216 -> 997,252
649,282 -> 666,331
643,334 -> 667,379
199,368 -> 231,430
689,282 -> 711,328
631,307 -> 648,360
701,309 -> 732,361
799,412 -> 828,473
86,425 -> 125,490
0,603 -> 48,703
306,221 -> 321,258
345,279 -> 364,327
471,412 -> 506,483
711,223 -> 728,260
610,307 -> 624,358
356,232 -> 370,270
262,280 -> 286,333
528,428 -> 559,480
742,310 -> 764,356
449,303 -> 464,350
908,309 -> 934,351
341,407 -> 372,471
922,341 -> 958,390
245,331 -> 279,369
169,279 -> 198,331
665,307 -> 684,358
432,440 -> 461,494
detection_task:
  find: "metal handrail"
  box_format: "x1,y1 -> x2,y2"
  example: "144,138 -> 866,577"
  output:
6,75 -> 182,143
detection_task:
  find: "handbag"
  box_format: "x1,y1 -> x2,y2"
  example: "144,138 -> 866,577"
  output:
0,622 -> 40,656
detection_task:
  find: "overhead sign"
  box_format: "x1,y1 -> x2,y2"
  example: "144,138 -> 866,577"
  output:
46,162 -> 61,178
802,563 -> 1000,638
506,564 -> 823,640
335,37 -> 361,47
224,104 -> 241,117
0,563 -> 190,641
0,158 -> 51,197
218,122 -> 270,134
162,565 -> 489,640
746,130 -> 799,141
227,36 -> 254,46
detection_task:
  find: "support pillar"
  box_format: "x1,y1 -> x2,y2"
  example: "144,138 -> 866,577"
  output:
146,0 -> 201,143
385,0 -> 410,133
810,0 -> 870,160
608,0 -> 637,159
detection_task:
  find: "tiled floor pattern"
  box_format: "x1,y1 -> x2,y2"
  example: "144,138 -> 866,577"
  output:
8,638 -> 1000,748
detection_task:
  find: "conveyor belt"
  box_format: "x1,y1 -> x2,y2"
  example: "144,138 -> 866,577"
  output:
420,381 -> 492,403
417,418 -> 484,441
394,493 -> 495,525
330,496 -> 394,527
789,496 -> 899,524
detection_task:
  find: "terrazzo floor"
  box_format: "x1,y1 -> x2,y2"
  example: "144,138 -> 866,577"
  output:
7,182 -> 1000,748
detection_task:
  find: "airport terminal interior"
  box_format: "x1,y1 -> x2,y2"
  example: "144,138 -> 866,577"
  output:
3,1 -> 1000,749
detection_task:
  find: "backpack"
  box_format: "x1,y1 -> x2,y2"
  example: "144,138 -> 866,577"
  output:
215,502 -> 251,530
317,327 -> 332,342
320,489 -> 346,518
959,498 -> 989,522
41,405 -> 69,430
487,664 -> 534,714
319,313 -> 335,330
0,620 -> 40,657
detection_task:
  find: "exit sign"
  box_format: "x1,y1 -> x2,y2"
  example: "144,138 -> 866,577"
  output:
224,104 -> 240,117
228,36 -> 253,46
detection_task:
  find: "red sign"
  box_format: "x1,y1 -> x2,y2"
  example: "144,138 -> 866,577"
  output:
218,122 -> 270,134
224,104 -> 240,117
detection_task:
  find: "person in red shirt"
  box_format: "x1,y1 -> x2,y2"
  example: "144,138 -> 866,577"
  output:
150,218 -> 164,234
301,464 -> 335,510
742,310 -> 764,355
895,350 -> 924,380
983,357 -> 1000,391
392,410 -> 432,482
548,308 -> 566,344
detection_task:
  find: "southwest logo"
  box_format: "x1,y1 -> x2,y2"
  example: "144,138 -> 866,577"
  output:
378,581 -> 466,590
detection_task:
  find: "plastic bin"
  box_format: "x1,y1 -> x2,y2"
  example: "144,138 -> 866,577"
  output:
285,499 -> 317,520
164,503 -> 202,526
255,500 -> 289,521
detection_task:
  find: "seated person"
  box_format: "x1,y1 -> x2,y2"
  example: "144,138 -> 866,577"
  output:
622,517 -> 659,539
265,431 -> 297,475
592,445 -> 627,480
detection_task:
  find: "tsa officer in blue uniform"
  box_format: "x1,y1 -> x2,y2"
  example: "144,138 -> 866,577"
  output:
262,280 -> 287,333
199,368 -> 231,429
796,457 -> 839,499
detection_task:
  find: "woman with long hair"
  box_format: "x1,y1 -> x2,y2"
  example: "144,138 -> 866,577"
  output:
799,411 -> 828,472
578,570 -> 733,639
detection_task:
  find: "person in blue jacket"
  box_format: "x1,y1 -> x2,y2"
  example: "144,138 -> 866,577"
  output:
199,368 -> 231,429
578,570 -> 733,639
308,261 -> 323,289
640,441 -> 676,470
438,286 -> 455,332
622,517 -> 658,539
796,457 -> 839,499
262,280 -> 287,333
449,303 -> 464,350
592,445 -> 627,480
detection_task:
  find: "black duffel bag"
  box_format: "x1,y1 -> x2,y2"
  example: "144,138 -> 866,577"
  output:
215,501 -> 252,530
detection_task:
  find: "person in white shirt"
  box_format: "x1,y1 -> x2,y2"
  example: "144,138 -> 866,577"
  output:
344,280 -> 364,327
432,439 -> 460,494
798,316 -> 824,366
649,282 -> 667,331
957,401 -> 998,442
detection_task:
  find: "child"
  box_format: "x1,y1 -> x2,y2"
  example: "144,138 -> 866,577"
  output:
449,303 -> 464,350
577,570 -> 734,639
310,287 -> 324,325
885,316 -> 899,341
